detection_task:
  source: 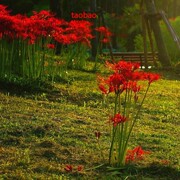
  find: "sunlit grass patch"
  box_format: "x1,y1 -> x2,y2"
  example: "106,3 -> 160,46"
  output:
0,69 -> 179,179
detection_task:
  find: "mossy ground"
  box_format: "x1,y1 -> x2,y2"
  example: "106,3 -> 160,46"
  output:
0,67 -> 179,179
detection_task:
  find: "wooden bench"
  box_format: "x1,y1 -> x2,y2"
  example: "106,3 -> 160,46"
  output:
102,52 -> 158,67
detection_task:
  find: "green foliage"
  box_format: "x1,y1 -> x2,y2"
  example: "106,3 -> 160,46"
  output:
155,0 -> 180,17
134,33 -> 157,53
61,44 -> 89,70
123,4 -> 141,34
104,3 -> 141,51
134,16 -> 180,63
160,16 -> 180,63
0,37 -> 53,80
0,36 -> 90,83
0,0 -> 38,15
29,0 -> 49,15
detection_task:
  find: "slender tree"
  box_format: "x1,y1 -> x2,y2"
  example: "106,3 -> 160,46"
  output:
49,0 -> 63,54
173,0 -> 177,17
90,0 -> 98,61
144,0 -> 171,68
50,0 -> 62,18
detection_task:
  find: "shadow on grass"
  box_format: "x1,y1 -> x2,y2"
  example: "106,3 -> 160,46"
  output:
0,76 -> 103,107
137,163 -> 179,179
95,162 -> 180,179
157,69 -> 180,81
0,77 -> 54,95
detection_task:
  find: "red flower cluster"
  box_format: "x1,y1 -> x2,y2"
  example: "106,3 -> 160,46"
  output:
64,165 -> 83,172
143,72 -> 160,85
0,4 -> 10,15
47,43 -> 55,49
97,73 -> 125,94
95,26 -> 112,43
98,60 -> 160,95
110,113 -> 127,127
126,146 -> 150,163
0,5 -> 93,45
64,165 -> 73,172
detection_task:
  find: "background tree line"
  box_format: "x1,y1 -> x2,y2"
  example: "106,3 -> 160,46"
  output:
0,0 -> 179,67
0,0 -> 179,17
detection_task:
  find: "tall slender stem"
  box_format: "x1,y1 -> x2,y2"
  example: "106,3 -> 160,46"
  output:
123,84 -> 150,154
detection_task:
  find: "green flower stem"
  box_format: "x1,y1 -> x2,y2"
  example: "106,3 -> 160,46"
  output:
123,89 -> 128,116
117,123 -> 124,166
118,89 -> 128,166
109,126 -> 117,165
109,94 -> 118,165
22,40 -> 26,77
122,84 -> 151,155
39,39 -> 46,78
9,40 -> 14,77
118,93 -> 121,113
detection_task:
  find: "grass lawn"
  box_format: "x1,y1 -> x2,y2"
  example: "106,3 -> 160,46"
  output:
0,67 -> 179,179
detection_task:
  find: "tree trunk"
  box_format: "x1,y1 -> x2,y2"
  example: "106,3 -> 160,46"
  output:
90,0 -> 98,61
50,0 -> 62,54
50,0 -> 62,17
144,0 -> 171,68
173,0 -> 177,17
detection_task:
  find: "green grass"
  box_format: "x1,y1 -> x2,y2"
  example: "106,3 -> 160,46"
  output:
0,68 -> 179,179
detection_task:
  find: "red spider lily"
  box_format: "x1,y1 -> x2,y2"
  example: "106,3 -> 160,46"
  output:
106,60 -> 133,73
98,84 -> 108,94
0,5 -> 10,15
52,33 -> 70,44
107,73 -> 126,94
125,81 -> 141,93
106,60 -> 141,74
131,71 -> 144,81
106,60 -> 140,81
143,72 -> 160,84
47,43 -> 55,49
98,73 -> 126,94
97,75 -> 109,94
77,165 -> 83,171
110,113 -> 127,127
0,13 -> 27,40
121,81 -> 141,95
126,146 -> 150,163
98,61 -> 160,96
132,83 -> 140,93
68,20 -> 93,44
95,26 -> 112,43
95,26 -> 112,37
132,62 -> 141,71
64,165 -> 73,172
31,10 -> 55,20
52,20 -> 93,45
0,8 -> 93,45
101,38 -> 109,43
105,60 -> 161,84
97,60 -> 159,167
95,131 -> 101,139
